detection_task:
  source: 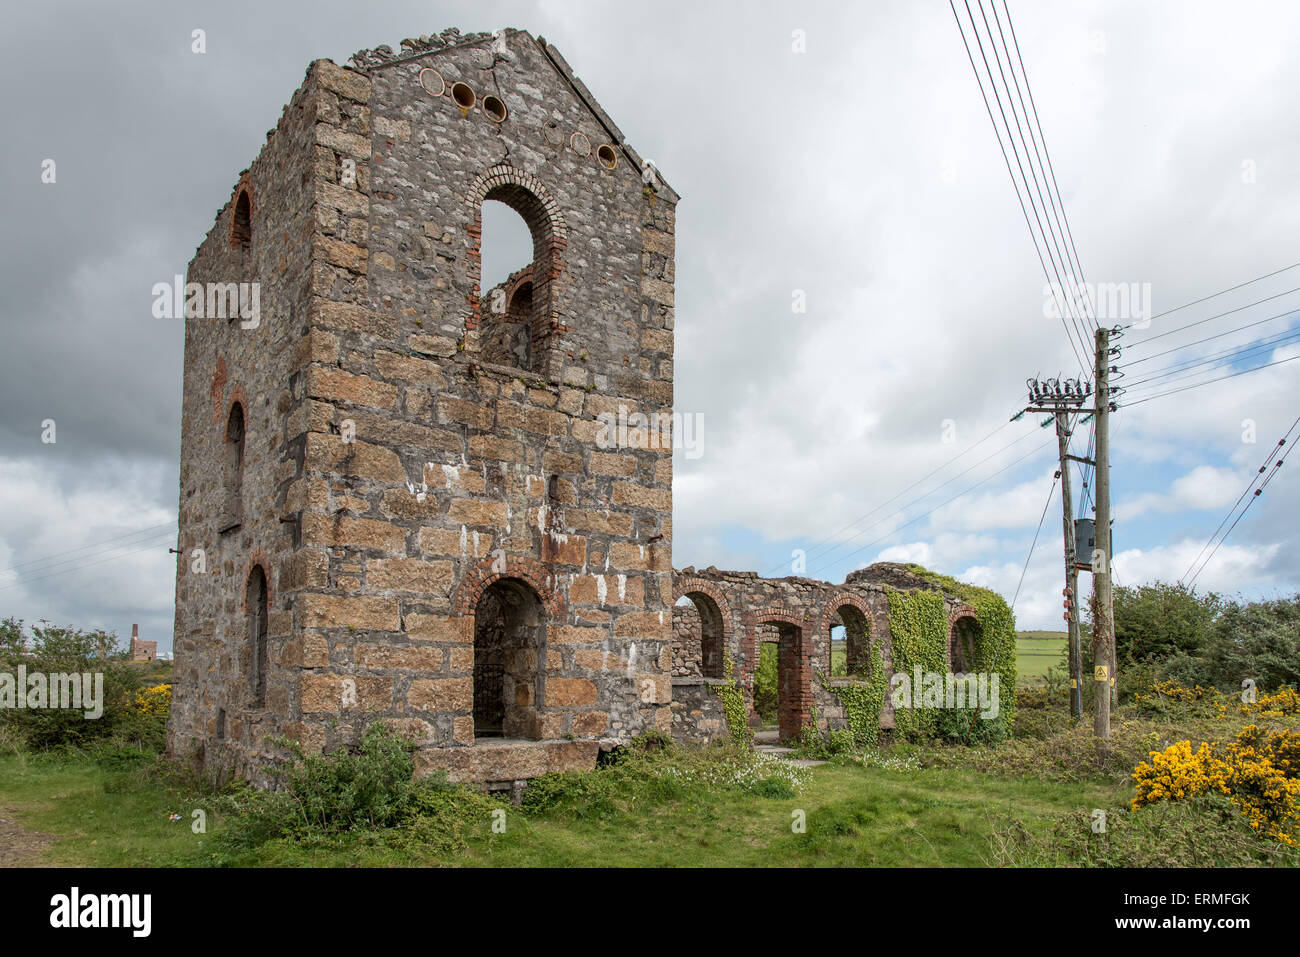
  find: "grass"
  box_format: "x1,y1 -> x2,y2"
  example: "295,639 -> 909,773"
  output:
0,745 -> 1121,868
1016,632 -> 1067,685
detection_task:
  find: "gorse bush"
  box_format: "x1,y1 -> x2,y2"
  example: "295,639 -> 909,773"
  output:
1131,725 -> 1300,846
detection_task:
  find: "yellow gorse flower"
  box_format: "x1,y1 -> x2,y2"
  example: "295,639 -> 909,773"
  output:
130,683 -> 173,716
1131,725 -> 1300,847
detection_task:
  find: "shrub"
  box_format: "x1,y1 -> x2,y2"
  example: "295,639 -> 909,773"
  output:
1131,725 -> 1300,846
0,617 -> 153,750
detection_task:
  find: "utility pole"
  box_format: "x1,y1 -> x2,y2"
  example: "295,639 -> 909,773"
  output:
1092,327 -> 1114,741
1021,374 -> 1092,721
1054,410 -> 1083,720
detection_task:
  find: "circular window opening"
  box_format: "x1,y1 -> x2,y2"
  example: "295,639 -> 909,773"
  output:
451,82 -> 476,110
419,68 -> 445,97
482,95 -> 507,122
569,131 -> 591,156
597,144 -> 617,170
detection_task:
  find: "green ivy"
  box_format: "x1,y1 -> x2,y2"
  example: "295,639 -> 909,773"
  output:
884,566 -> 1018,741
822,645 -> 888,748
711,650 -> 752,746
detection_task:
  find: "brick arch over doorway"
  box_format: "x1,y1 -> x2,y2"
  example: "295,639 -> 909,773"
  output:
745,607 -> 811,742
818,591 -> 875,676
450,554 -> 565,621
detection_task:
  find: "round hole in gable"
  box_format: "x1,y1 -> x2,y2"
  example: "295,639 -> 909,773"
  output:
597,144 -> 617,170
482,94 -> 507,122
451,82 -> 476,110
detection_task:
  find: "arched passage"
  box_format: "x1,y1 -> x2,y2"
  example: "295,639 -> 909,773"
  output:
748,609 -> 809,743
671,589 -> 728,679
473,577 -> 546,740
821,595 -> 873,677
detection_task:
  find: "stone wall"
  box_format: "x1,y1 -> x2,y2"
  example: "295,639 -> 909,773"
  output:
169,29 -> 681,785
669,565 -> 978,743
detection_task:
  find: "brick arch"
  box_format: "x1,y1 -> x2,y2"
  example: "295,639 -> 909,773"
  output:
747,607 -> 806,629
819,591 -> 874,676
744,606 -> 812,743
673,577 -> 734,680
947,604 -> 980,673
465,165 -> 569,370
818,592 -> 873,638
450,554 -> 564,621
673,578 -> 734,635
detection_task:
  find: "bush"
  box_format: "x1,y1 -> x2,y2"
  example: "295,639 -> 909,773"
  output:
216,723 -> 506,854
0,617 -> 158,751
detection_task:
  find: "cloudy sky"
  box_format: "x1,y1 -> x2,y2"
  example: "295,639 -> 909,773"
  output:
2,0 -> 1298,650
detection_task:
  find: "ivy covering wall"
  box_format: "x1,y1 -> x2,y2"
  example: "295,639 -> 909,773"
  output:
887,564 -> 1018,742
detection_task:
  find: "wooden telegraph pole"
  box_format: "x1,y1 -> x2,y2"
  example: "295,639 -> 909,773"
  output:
1054,410 -> 1083,720
1092,327 -> 1114,741
1021,376 -> 1092,720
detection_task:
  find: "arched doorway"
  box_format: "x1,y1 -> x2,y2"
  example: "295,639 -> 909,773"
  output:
473,577 -> 546,740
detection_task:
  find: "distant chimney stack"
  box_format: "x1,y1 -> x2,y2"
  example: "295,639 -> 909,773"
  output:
129,624 -> 156,662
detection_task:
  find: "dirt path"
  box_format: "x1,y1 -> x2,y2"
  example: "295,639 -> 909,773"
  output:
0,806 -> 56,867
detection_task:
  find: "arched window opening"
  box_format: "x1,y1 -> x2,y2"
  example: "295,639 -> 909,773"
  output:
219,403 -> 245,534
473,578 -> 545,740
474,182 -> 557,372
951,616 -> 980,674
832,605 -> 871,677
246,566 -> 268,707
230,189 -> 252,248
671,592 -> 724,679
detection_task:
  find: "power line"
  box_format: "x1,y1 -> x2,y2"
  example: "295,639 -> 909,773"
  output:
800,425 -> 1043,575
1117,261 -> 1300,332
1011,469 -> 1059,611
978,0 -> 1098,354
1120,353 -> 1300,409
997,0 -> 1098,332
0,521 -> 177,577
1121,325 -> 1300,393
1179,414 -> 1300,585
1124,284 -> 1300,351
0,533 -> 178,593
949,0 -> 1091,371
762,405 -> 1023,576
1119,304 -> 1300,369
807,436 -> 1056,577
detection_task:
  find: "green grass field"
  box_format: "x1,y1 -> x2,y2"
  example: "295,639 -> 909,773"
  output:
1015,632 -> 1067,685
0,749 -> 1119,868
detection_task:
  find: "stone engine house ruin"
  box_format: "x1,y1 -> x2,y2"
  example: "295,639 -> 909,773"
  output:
167,28 -> 985,787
